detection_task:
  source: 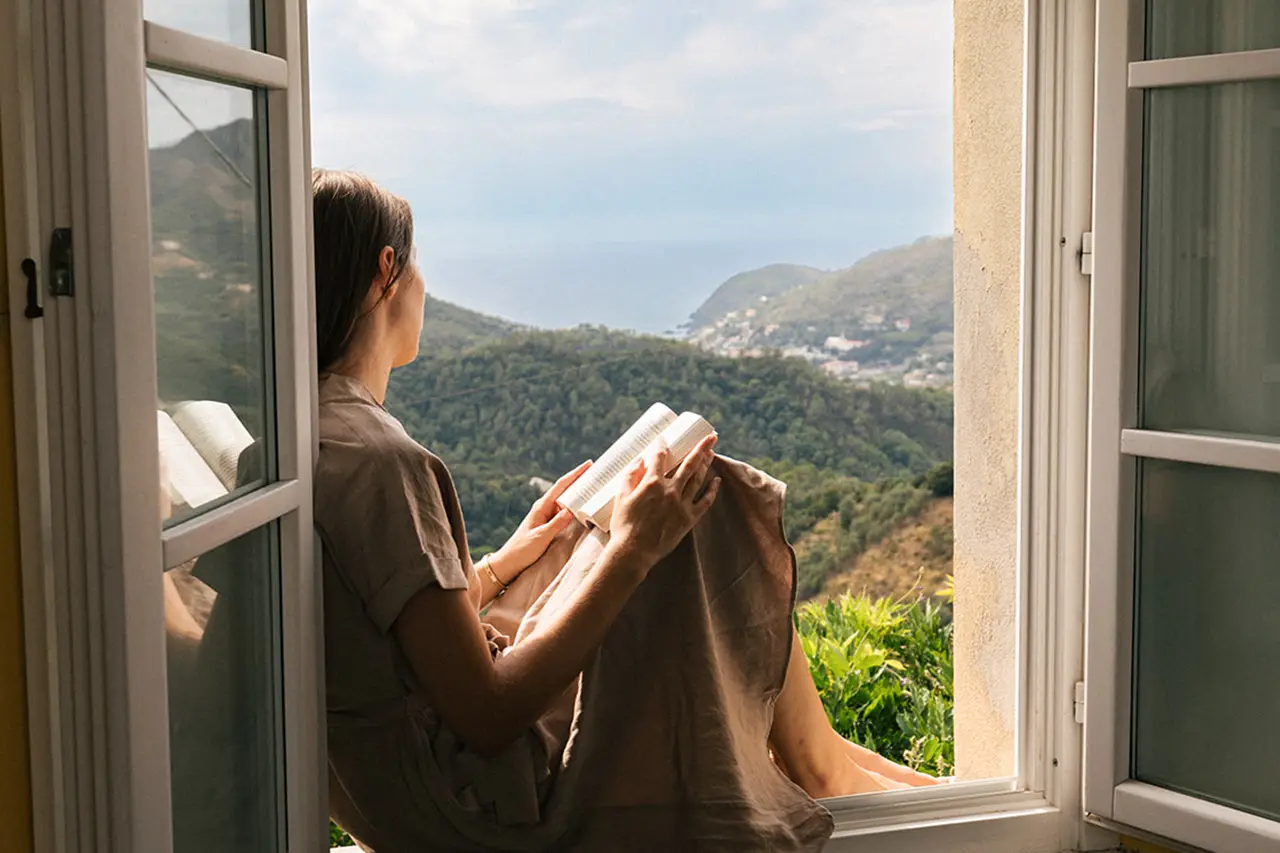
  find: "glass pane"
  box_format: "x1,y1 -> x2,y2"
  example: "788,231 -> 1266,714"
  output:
1147,0 -> 1280,59
148,69 -> 273,525
1140,80 -> 1280,437
144,0 -> 256,50
165,523 -> 283,851
1133,459 -> 1280,821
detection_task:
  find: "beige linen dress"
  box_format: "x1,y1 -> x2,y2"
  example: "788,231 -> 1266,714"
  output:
317,373 -> 832,853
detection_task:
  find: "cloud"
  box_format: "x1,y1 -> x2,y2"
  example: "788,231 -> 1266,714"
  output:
311,0 -> 951,126
303,0 -> 955,248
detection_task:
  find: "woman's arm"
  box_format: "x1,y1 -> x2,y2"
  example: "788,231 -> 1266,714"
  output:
394,436 -> 721,757
470,460 -> 592,610
396,539 -> 648,755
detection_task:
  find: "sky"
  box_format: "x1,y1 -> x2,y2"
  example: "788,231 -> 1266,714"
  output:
145,0 -> 954,331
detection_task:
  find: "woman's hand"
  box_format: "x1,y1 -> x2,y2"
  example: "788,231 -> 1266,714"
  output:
488,460 -> 592,583
609,434 -> 722,570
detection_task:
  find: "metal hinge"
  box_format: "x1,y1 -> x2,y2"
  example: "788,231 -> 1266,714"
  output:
1079,231 -> 1093,276
1074,681 -> 1086,724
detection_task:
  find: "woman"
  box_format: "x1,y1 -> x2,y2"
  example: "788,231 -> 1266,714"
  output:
314,170 -> 939,852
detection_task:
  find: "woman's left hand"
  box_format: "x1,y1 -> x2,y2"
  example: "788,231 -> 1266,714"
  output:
488,460 -> 592,583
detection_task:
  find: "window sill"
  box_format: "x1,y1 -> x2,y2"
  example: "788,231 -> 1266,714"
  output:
825,784 -> 1065,853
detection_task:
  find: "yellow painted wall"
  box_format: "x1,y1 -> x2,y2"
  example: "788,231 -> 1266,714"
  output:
951,0 -> 1024,779
0,114 -> 35,849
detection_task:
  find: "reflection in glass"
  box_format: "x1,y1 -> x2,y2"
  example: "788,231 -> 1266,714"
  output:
1133,459 -> 1280,821
164,519 -> 282,853
1140,80 -> 1280,437
148,69 -> 273,524
1146,0 -> 1280,59
144,0 -> 256,49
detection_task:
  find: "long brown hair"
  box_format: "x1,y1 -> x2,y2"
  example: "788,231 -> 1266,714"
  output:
311,169 -> 415,371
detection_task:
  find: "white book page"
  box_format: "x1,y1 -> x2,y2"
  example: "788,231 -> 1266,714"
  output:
557,402 -> 676,519
158,410 -> 228,511
582,411 -> 717,532
170,400 -> 254,491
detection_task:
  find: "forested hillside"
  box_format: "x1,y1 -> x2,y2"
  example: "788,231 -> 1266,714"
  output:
385,327 -> 954,590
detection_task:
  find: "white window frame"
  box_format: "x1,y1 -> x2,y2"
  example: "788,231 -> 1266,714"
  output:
793,2 -> 1108,849
0,0 -> 323,850
0,1 -> 1123,851
1084,3 -> 1280,853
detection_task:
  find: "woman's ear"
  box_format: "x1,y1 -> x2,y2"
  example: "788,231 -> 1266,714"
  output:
369,245 -> 399,306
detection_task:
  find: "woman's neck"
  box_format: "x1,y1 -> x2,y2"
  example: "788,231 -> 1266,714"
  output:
327,350 -> 394,405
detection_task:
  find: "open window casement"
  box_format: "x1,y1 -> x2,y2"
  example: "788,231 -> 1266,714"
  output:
0,0 -> 325,849
1086,3 -> 1280,852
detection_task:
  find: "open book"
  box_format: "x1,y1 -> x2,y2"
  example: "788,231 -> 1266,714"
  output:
157,400 -> 256,513
556,402 -> 717,533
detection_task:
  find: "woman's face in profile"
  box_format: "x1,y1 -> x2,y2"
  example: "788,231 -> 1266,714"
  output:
389,248 -> 426,367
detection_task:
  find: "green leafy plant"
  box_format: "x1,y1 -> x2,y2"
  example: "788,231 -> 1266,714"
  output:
330,820 -> 353,848
795,591 -> 954,777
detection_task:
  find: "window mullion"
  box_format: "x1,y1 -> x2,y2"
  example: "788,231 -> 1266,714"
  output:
1129,47 -> 1280,89
144,21 -> 288,90
160,479 -> 301,568
1121,429 -> 1280,475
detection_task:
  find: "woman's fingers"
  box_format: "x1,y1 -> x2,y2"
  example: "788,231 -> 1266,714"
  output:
619,455 -> 647,497
536,507 -> 576,537
692,476 -> 722,519
546,459 -> 592,502
529,459 -> 592,520
641,437 -> 673,482
674,434 -> 718,498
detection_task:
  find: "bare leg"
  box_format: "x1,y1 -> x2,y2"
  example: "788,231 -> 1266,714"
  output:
769,627 -> 942,797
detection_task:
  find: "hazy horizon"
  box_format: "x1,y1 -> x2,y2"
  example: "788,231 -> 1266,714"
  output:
145,0 -> 953,331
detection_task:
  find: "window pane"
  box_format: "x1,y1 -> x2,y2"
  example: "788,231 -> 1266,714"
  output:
148,70 -> 274,525
1140,80 -> 1280,437
144,0 -> 256,49
1133,459 -> 1280,821
165,523 -> 283,851
1146,0 -> 1280,59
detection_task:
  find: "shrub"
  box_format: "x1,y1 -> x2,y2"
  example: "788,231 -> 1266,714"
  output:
795,592 -> 954,777
918,461 -> 954,498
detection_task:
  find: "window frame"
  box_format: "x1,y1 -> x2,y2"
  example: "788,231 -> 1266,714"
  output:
1084,3 -> 1280,852
0,0 -> 323,850
819,0 -> 1104,847
0,0 -> 1117,851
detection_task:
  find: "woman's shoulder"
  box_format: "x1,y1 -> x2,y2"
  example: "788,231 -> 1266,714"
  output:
317,378 -> 445,481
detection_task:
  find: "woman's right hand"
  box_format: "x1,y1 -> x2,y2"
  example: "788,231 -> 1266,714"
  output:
608,434 -> 722,571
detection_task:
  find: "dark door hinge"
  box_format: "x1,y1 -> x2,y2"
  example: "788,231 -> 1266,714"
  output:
50,227 -> 74,296
21,258 -> 42,319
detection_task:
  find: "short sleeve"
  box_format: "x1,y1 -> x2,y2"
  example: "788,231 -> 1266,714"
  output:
317,438 -> 471,634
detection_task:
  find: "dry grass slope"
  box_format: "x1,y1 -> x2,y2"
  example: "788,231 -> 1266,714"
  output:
805,497 -> 953,603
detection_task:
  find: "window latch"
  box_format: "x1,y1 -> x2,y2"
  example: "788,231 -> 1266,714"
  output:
1074,680 -> 1085,724
1079,231 -> 1093,277
50,227 -> 74,297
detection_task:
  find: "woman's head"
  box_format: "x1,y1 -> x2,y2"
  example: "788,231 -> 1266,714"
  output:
312,169 -> 423,373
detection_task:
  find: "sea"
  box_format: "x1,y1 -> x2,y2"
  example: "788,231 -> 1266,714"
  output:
417,237 -> 892,336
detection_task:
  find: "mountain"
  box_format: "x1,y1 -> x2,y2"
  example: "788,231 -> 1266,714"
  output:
752,236 -> 952,333
422,294 -> 517,350
685,263 -> 828,329
687,236 -> 954,388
